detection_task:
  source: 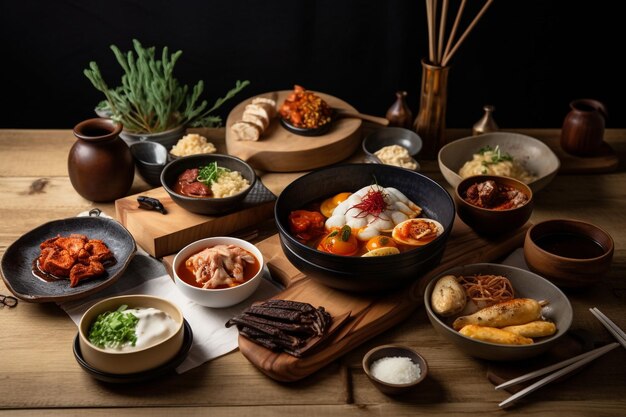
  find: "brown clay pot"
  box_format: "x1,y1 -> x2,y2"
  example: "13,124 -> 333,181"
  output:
68,118 -> 135,202
560,99 -> 607,156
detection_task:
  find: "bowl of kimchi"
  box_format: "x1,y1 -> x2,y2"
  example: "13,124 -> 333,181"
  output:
172,237 -> 264,308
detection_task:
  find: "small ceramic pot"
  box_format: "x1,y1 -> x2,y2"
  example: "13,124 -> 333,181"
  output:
560,99 -> 607,156
68,118 -> 135,202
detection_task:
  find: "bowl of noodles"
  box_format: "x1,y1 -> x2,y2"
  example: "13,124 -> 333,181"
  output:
424,263 -> 572,361
438,132 -> 560,193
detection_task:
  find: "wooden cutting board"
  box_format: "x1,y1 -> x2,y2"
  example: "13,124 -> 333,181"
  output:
225,91 -> 362,172
115,181 -> 276,258
232,218 -> 530,382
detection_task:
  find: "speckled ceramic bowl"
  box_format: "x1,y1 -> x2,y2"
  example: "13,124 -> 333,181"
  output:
424,263 -> 573,361
438,132 -> 560,193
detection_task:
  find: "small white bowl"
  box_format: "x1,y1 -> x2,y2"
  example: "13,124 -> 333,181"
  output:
173,237 -> 264,308
78,295 -> 184,374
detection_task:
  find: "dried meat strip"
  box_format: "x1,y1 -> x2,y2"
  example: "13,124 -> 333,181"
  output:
246,305 -> 302,322
262,299 -> 315,313
226,299 -> 332,357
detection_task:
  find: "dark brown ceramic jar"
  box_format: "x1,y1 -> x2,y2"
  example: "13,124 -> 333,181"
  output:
68,118 -> 134,202
560,99 -> 607,156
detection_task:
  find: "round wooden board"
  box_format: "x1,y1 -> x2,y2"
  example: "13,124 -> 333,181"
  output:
225,90 -> 363,172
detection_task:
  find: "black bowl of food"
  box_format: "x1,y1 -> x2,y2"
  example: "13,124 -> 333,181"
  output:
161,154 -> 256,215
275,163 -> 455,292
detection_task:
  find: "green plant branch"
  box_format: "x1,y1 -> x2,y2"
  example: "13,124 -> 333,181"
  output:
84,39 -> 247,133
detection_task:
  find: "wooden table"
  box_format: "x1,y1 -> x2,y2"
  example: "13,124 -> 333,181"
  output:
1,128 -> 625,416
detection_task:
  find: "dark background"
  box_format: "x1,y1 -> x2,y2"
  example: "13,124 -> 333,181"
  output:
1,0 -> 622,129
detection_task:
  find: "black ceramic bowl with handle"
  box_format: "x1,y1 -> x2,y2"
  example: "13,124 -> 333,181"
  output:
161,154 -> 256,215
274,163 -> 455,292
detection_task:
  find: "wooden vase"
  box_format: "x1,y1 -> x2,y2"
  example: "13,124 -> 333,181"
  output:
413,60 -> 450,159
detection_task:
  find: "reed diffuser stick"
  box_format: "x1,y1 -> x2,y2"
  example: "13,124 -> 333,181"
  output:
437,0 -> 449,64
442,0 -> 494,66
426,0 -> 436,63
442,0 -> 467,64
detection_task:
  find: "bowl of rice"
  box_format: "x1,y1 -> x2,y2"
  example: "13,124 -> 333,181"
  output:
169,133 -> 217,159
161,154 -> 256,215
438,132 -> 560,193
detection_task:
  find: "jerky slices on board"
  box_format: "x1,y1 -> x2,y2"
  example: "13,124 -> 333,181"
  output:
226,299 -> 333,357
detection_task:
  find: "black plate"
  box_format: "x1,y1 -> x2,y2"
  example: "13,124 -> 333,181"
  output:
73,319 -> 193,383
0,216 -> 136,302
280,116 -> 333,136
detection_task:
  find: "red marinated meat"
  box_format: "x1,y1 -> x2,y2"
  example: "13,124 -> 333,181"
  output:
180,181 -> 211,196
178,168 -> 199,183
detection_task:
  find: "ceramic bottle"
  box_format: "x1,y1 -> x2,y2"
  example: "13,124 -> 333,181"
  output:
386,91 -> 413,129
68,118 -> 135,202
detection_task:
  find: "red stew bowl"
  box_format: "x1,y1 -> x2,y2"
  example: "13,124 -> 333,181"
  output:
274,163 -> 455,292
455,175 -> 533,236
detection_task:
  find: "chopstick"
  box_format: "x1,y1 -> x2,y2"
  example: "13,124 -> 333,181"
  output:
497,307 -> 625,408
589,307 -> 626,350
495,342 -> 619,391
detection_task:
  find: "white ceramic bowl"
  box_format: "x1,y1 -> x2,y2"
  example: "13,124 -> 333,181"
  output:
173,237 -> 264,308
438,132 -> 560,193
78,295 -> 184,374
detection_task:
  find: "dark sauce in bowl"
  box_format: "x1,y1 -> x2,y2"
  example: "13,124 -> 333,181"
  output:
535,232 -> 605,259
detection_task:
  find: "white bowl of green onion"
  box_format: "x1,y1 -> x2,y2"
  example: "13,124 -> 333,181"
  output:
78,295 -> 184,375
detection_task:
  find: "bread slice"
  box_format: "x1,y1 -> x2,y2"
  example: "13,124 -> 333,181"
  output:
245,103 -> 275,122
252,97 -> 277,117
242,112 -> 269,131
231,121 -> 261,141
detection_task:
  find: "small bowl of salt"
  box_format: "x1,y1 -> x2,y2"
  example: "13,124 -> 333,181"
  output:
362,344 -> 428,395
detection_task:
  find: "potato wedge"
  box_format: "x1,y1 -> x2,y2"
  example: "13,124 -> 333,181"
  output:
431,275 -> 467,317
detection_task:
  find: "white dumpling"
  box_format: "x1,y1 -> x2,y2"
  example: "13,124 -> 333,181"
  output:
357,225 -> 381,241
368,213 -> 394,232
346,216 -> 368,230
325,214 -> 346,230
391,211 -> 409,225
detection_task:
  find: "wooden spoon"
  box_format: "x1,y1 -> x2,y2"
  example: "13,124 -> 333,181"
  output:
334,109 -> 390,126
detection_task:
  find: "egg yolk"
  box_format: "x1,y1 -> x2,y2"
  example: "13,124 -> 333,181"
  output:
317,230 -> 359,256
320,192 -> 352,218
365,235 -> 398,252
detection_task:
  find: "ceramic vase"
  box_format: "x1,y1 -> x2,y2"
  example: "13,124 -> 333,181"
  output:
413,60 -> 450,159
386,91 -> 413,129
560,99 -> 607,156
68,118 -> 135,202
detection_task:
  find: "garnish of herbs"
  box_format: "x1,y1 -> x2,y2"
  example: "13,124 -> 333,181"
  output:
88,304 -> 139,349
479,145 -> 513,166
347,186 -> 390,221
197,162 -> 230,186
